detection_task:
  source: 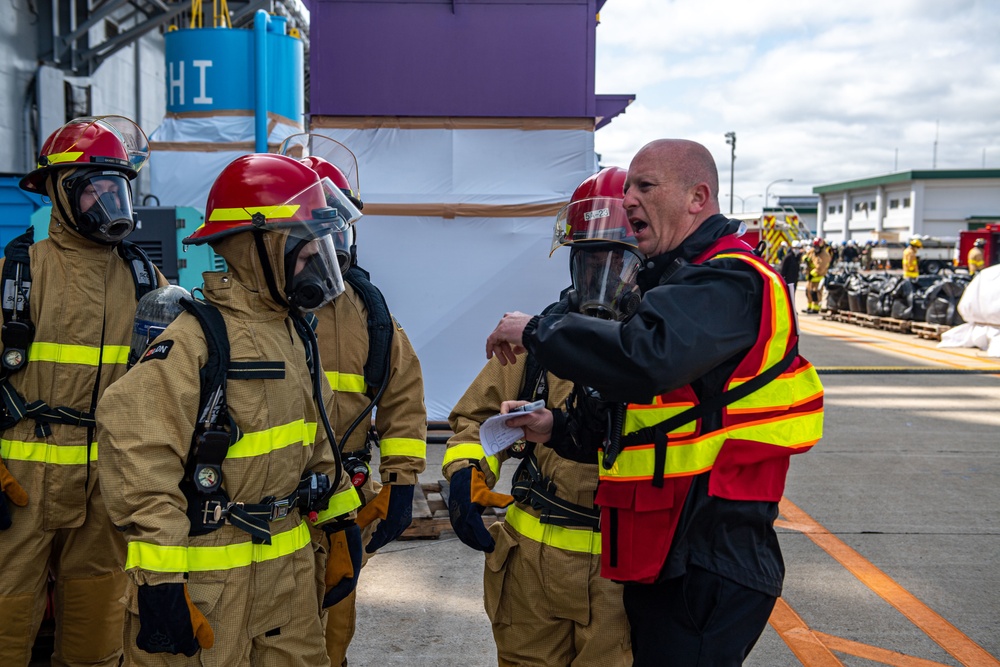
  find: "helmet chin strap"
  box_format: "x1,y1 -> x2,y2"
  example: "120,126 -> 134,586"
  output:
252,230 -> 290,309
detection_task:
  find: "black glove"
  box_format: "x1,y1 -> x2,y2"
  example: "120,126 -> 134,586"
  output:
448,466 -> 513,553
0,461 -> 28,530
362,484 -> 414,553
323,521 -> 362,607
135,583 -> 214,656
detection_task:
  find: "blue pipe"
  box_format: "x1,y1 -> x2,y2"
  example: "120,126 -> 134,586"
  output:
253,10 -> 270,153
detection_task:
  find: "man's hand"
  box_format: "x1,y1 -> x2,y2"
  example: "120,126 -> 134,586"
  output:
500,400 -> 553,444
485,311 -> 533,365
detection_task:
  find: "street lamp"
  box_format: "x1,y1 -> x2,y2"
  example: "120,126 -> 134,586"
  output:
724,132 -> 736,214
724,193 -> 748,213
764,178 -> 793,212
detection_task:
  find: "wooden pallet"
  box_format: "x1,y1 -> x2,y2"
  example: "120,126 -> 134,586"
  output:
879,317 -> 912,334
851,312 -> 882,329
399,480 -> 506,540
910,322 -> 951,341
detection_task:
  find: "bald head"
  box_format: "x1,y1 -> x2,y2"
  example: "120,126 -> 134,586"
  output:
622,139 -> 723,257
636,139 -> 720,204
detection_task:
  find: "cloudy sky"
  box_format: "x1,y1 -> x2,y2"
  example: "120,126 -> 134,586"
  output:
593,0 -> 1000,212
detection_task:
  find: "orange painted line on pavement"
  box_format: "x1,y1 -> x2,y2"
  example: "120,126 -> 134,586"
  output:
779,498 -> 1000,666
812,631 -> 953,667
768,597 -> 844,665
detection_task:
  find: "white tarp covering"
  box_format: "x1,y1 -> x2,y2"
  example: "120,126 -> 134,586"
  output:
938,265 -> 1000,356
145,119 -> 601,419
317,126 -> 598,419
148,116 -> 302,209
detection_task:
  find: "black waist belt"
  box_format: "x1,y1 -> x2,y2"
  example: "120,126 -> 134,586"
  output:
511,454 -> 600,531
1,379 -> 95,437
196,492 -> 303,545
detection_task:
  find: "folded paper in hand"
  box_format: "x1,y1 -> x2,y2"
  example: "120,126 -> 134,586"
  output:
479,404 -> 543,456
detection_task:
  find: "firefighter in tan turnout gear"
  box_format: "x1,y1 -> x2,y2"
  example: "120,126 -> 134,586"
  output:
282,134 -> 428,665
443,168 -> 633,666
96,153 -> 362,664
0,116 -> 165,666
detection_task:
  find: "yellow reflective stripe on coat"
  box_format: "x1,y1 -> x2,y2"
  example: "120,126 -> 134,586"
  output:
379,437 -> 426,459
313,487 -> 362,523
442,443 -> 501,480
125,521 -> 312,573
29,342 -> 130,366
226,420 -> 318,459
207,205 -> 301,222
505,505 -> 601,554
599,408 -> 823,481
324,371 -> 367,393
1,439 -> 98,464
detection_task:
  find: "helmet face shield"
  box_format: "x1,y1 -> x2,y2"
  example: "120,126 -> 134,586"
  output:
569,243 -> 643,321
279,133 -> 360,194
283,233 -> 345,313
66,171 -> 135,244
552,196 -> 634,255
320,177 -> 363,226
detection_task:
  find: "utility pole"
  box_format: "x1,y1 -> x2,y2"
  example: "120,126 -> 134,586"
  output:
725,131 -> 736,214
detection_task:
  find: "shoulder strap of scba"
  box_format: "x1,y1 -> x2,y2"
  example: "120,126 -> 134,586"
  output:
344,264 -> 393,391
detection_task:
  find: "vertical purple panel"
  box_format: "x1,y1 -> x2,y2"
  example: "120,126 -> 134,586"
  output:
311,0 -> 597,118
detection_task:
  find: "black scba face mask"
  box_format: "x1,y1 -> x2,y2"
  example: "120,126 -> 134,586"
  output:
283,232 -> 344,313
568,244 -> 643,321
64,171 -> 135,244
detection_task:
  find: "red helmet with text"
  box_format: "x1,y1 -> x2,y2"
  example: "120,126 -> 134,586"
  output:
552,167 -> 643,320
20,116 -> 150,244
184,153 -> 347,311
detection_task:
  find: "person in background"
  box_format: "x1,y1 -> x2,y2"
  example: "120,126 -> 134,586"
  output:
903,238 -> 921,279
444,167 -> 634,666
483,139 -> 823,666
968,238 -> 986,275
0,116 -> 166,666
802,237 -> 832,314
778,240 -> 802,299
96,153 -> 362,665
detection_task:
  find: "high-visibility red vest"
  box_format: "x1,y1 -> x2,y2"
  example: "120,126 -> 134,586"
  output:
594,237 -> 824,583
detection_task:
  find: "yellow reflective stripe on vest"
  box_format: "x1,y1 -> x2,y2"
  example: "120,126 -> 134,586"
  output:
727,364 -> 823,415
313,487 -> 363,523
624,401 -> 697,437
714,253 -> 792,372
226,420 -> 318,459
505,504 -> 601,554
379,437 -> 426,459
29,343 -> 130,366
1,439 -> 98,464
125,521 -> 312,573
324,371 -> 367,393
442,443 -> 501,480
207,205 -> 301,222
600,407 -> 823,481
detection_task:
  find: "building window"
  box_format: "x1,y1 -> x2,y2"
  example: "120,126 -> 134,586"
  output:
837,204 -> 843,213
828,205 -> 836,214
889,199 -> 899,209
903,197 -> 911,208
869,201 -> 876,211
854,202 -> 863,212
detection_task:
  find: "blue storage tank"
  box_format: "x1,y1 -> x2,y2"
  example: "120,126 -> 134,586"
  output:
0,177 -> 47,249
164,16 -> 303,123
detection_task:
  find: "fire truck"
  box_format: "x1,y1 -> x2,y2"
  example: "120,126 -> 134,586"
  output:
733,211 -> 812,264
956,224 -> 1000,271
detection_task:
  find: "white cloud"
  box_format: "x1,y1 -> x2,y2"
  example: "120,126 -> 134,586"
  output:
594,0 -> 1000,202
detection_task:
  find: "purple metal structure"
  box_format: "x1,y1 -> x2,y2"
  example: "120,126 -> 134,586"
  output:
306,0 -> 631,125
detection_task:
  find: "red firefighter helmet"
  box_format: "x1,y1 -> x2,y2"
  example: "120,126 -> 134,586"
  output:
298,156 -> 364,271
278,133 -> 360,194
812,237 -> 826,249
551,167 -> 633,255
19,115 -> 149,193
974,238 -> 986,248
184,153 -> 348,245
